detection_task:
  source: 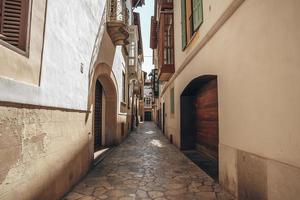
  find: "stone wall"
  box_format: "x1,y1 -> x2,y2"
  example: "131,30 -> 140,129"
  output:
0,105 -> 93,200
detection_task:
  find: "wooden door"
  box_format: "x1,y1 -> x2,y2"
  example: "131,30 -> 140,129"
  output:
145,111 -> 152,121
94,80 -> 102,150
195,78 -> 219,160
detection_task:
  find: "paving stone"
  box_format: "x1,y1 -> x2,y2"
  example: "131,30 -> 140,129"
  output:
136,189 -> 148,198
64,122 -> 235,200
195,192 -> 217,200
93,187 -> 107,196
98,195 -> 108,199
63,192 -> 84,200
148,191 -> 164,199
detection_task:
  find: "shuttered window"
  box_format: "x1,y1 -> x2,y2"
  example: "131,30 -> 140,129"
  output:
0,0 -> 30,51
122,71 -> 126,102
0,0 -> 2,31
170,87 -> 174,114
181,0 -> 187,49
192,0 -> 203,32
181,0 -> 203,50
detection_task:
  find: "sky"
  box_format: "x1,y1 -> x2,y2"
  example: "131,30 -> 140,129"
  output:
135,1 -> 155,77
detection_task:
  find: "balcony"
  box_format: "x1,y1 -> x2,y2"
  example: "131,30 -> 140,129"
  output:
133,81 -> 141,96
158,12 -> 174,81
127,25 -> 139,80
158,0 -> 173,11
106,0 -> 129,46
150,17 -> 158,49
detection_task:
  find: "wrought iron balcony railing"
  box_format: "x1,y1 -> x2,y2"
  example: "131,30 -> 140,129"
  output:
106,0 -> 129,45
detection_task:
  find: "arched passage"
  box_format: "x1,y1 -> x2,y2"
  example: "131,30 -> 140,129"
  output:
180,75 -> 219,180
89,63 -> 118,148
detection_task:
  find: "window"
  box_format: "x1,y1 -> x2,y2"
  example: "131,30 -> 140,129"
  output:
181,0 -> 203,49
163,13 -> 174,65
158,12 -> 174,67
128,83 -> 131,108
128,41 -> 135,66
122,71 -> 126,102
0,0 -> 30,52
170,87 -> 174,114
145,97 -> 151,108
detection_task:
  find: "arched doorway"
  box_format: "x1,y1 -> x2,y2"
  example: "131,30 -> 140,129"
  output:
94,80 -> 103,151
89,63 -> 118,149
181,75 -> 219,180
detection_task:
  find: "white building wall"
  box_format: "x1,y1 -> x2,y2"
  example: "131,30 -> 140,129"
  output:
0,0 -> 107,110
112,46 -> 126,114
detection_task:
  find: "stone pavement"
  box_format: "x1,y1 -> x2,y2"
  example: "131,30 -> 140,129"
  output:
63,122 -> 235,200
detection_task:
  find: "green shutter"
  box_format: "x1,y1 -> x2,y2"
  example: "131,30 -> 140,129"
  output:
181,0 -> 187,50
192,0 -> 203,32
170,88 -> 174,114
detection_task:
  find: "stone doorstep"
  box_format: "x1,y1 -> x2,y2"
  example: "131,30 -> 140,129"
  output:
93,147 -> 116,167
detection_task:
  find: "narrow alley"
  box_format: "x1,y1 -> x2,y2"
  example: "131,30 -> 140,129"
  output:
64,122 -> 234,200
1,0 -> 300,199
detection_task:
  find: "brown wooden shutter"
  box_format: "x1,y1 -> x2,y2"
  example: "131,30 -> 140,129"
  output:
0,0 -> 29,51
0,0 -> 3,31
150,16 -> 158,49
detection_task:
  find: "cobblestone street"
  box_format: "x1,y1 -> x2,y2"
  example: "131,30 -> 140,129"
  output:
63,122 -> 234,200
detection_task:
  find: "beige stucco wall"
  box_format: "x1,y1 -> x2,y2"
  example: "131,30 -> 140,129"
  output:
0,106 -> 93,200
162,0 -> 300,198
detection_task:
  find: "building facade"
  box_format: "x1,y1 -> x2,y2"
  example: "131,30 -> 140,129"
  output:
0,0 -> 144,199
149,68 -> 160,128
143,79 -> 154,121
151,0 -> 300,199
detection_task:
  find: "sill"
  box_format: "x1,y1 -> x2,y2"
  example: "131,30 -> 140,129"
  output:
121,101 -> 127,107
170,113 -> 175,119
0,39 -> 29,58
183,32 -> 198,52
182,23 -> 203,52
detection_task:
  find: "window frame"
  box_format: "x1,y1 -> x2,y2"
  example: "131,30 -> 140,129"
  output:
181,0 -> 203,50
158,12 -> 174,68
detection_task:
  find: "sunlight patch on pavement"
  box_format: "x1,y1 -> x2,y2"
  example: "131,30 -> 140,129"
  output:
145,131 -> 155,134
150,139 -> 164,147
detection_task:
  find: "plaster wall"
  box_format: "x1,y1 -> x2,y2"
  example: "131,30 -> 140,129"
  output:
173,0 -> 235,70
112,46 -> 130,142
0,106 -> 93,200
163,0 -> 300,197
112,46 -> 126,114
0,0 -> 107,110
